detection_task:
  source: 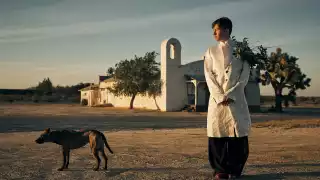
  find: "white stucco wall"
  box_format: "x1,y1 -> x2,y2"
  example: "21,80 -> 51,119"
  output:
160,38 -> 187,111
99,81 -> 162,110
245,82 -> 260,106
106,93 -> 162,110
80,90 -> 99,106
80,91 -> 88,100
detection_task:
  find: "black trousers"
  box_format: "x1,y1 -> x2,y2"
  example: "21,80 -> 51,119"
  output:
208,136 -> 249,176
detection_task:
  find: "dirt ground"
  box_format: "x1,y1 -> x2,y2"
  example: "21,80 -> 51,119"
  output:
0,104 -> 319,180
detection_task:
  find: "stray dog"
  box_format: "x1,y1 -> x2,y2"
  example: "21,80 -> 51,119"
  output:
35,128 -> 114,171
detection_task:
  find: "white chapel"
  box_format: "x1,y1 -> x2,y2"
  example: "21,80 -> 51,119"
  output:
80,38 -> 261,112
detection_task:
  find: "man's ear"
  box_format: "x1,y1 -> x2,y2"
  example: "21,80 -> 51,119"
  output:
223,28 -> 230,34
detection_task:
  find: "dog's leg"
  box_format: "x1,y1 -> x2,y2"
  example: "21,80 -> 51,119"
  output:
92,150 -> 101,171
65,149 -> 70,169
58,149 -> 68,171
89,140 -> 94,154
100,150 -> 108,170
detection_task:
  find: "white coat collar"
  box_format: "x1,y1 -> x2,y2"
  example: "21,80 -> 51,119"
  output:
218,38 -> 233,48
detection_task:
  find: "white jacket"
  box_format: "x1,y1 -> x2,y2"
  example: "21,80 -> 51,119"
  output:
204,39 -> 251,137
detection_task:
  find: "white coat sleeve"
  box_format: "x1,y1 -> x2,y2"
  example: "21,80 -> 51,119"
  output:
224,60 -> 251,101
203,49 -> 225,104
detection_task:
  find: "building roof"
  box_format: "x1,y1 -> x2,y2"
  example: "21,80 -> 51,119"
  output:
99,75 -> 112,82
180,59 -> 203,67
79,84 -> 99,91
102,77 -> 115,82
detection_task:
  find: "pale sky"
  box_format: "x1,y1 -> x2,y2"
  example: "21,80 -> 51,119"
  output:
0,0 -> 319,96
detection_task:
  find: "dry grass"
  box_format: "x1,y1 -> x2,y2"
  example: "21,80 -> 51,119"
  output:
0,104 -> 320,180
253,119 -> 320,129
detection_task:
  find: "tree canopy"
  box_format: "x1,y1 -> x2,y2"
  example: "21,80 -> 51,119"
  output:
232,36 -> 311,112
33,77 -> 53,95
29,78 -> 91,96
231,36 -> 268,70
260,47 -> 311,112
107,51 -> 162,109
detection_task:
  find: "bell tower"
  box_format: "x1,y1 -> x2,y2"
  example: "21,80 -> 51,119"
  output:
160,38 -> 187,111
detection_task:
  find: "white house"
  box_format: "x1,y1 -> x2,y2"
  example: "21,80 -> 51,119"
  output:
80,38 -> 261,112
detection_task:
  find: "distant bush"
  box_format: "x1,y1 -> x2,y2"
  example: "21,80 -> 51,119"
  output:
0,95 -> 22,102
32,95 -> 40,103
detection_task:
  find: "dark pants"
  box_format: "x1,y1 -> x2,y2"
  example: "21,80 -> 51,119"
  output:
208,136 -> 249,176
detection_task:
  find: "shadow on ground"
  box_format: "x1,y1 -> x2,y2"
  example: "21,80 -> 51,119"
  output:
63,166 -> 320,179
1,107 -> 320,133
0,106 -> 320,133
241,172 -> 320,180
245,162 -> 320,179
247,163 -> 320,168
0,115 -> 204,133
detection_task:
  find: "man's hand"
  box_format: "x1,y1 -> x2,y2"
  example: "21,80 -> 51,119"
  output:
220,98 -> 234,106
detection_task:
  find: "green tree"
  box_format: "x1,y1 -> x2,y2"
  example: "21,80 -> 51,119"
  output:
259,48 -> 311,112
106,67 -> 115,76
107,51 -> 161,109
54,82 -> 91,96
231,36 -> 268,80
232,37 -> 267,68
36,77 -> 53,95
231,37 -> 311,112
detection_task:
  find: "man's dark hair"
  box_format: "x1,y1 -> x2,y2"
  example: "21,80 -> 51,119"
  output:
212,17 -> 233,35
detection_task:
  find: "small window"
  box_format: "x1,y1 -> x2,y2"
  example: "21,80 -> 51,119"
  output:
170,44 -> 175,59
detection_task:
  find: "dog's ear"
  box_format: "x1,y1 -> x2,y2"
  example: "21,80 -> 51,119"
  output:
44,128 -> 51,133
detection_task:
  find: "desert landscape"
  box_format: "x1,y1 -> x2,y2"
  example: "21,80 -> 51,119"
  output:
0,103 -> 319,180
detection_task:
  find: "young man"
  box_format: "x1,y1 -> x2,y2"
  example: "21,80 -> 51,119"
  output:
203,17 -> 251,179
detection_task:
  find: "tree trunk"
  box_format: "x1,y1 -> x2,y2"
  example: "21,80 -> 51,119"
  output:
129,94 -> 136,109
153,96 -> 160,111
274,88 -> 283,113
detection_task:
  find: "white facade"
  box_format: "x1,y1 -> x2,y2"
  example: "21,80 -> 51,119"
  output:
80,38 -> 261,112
96,80 -> 162,110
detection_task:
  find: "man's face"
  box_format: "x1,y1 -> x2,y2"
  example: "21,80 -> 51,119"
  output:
213,24 -> 229,42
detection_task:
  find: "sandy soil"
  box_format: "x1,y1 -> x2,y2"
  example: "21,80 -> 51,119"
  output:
0,104 -> 319,180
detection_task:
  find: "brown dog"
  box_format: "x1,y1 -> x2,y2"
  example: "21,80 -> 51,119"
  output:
35,128 -> 114,171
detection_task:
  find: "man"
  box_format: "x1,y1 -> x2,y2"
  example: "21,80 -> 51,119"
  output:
203,17 -> 251,179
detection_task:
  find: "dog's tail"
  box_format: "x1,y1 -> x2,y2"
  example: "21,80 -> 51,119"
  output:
100,132 -> 114,154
